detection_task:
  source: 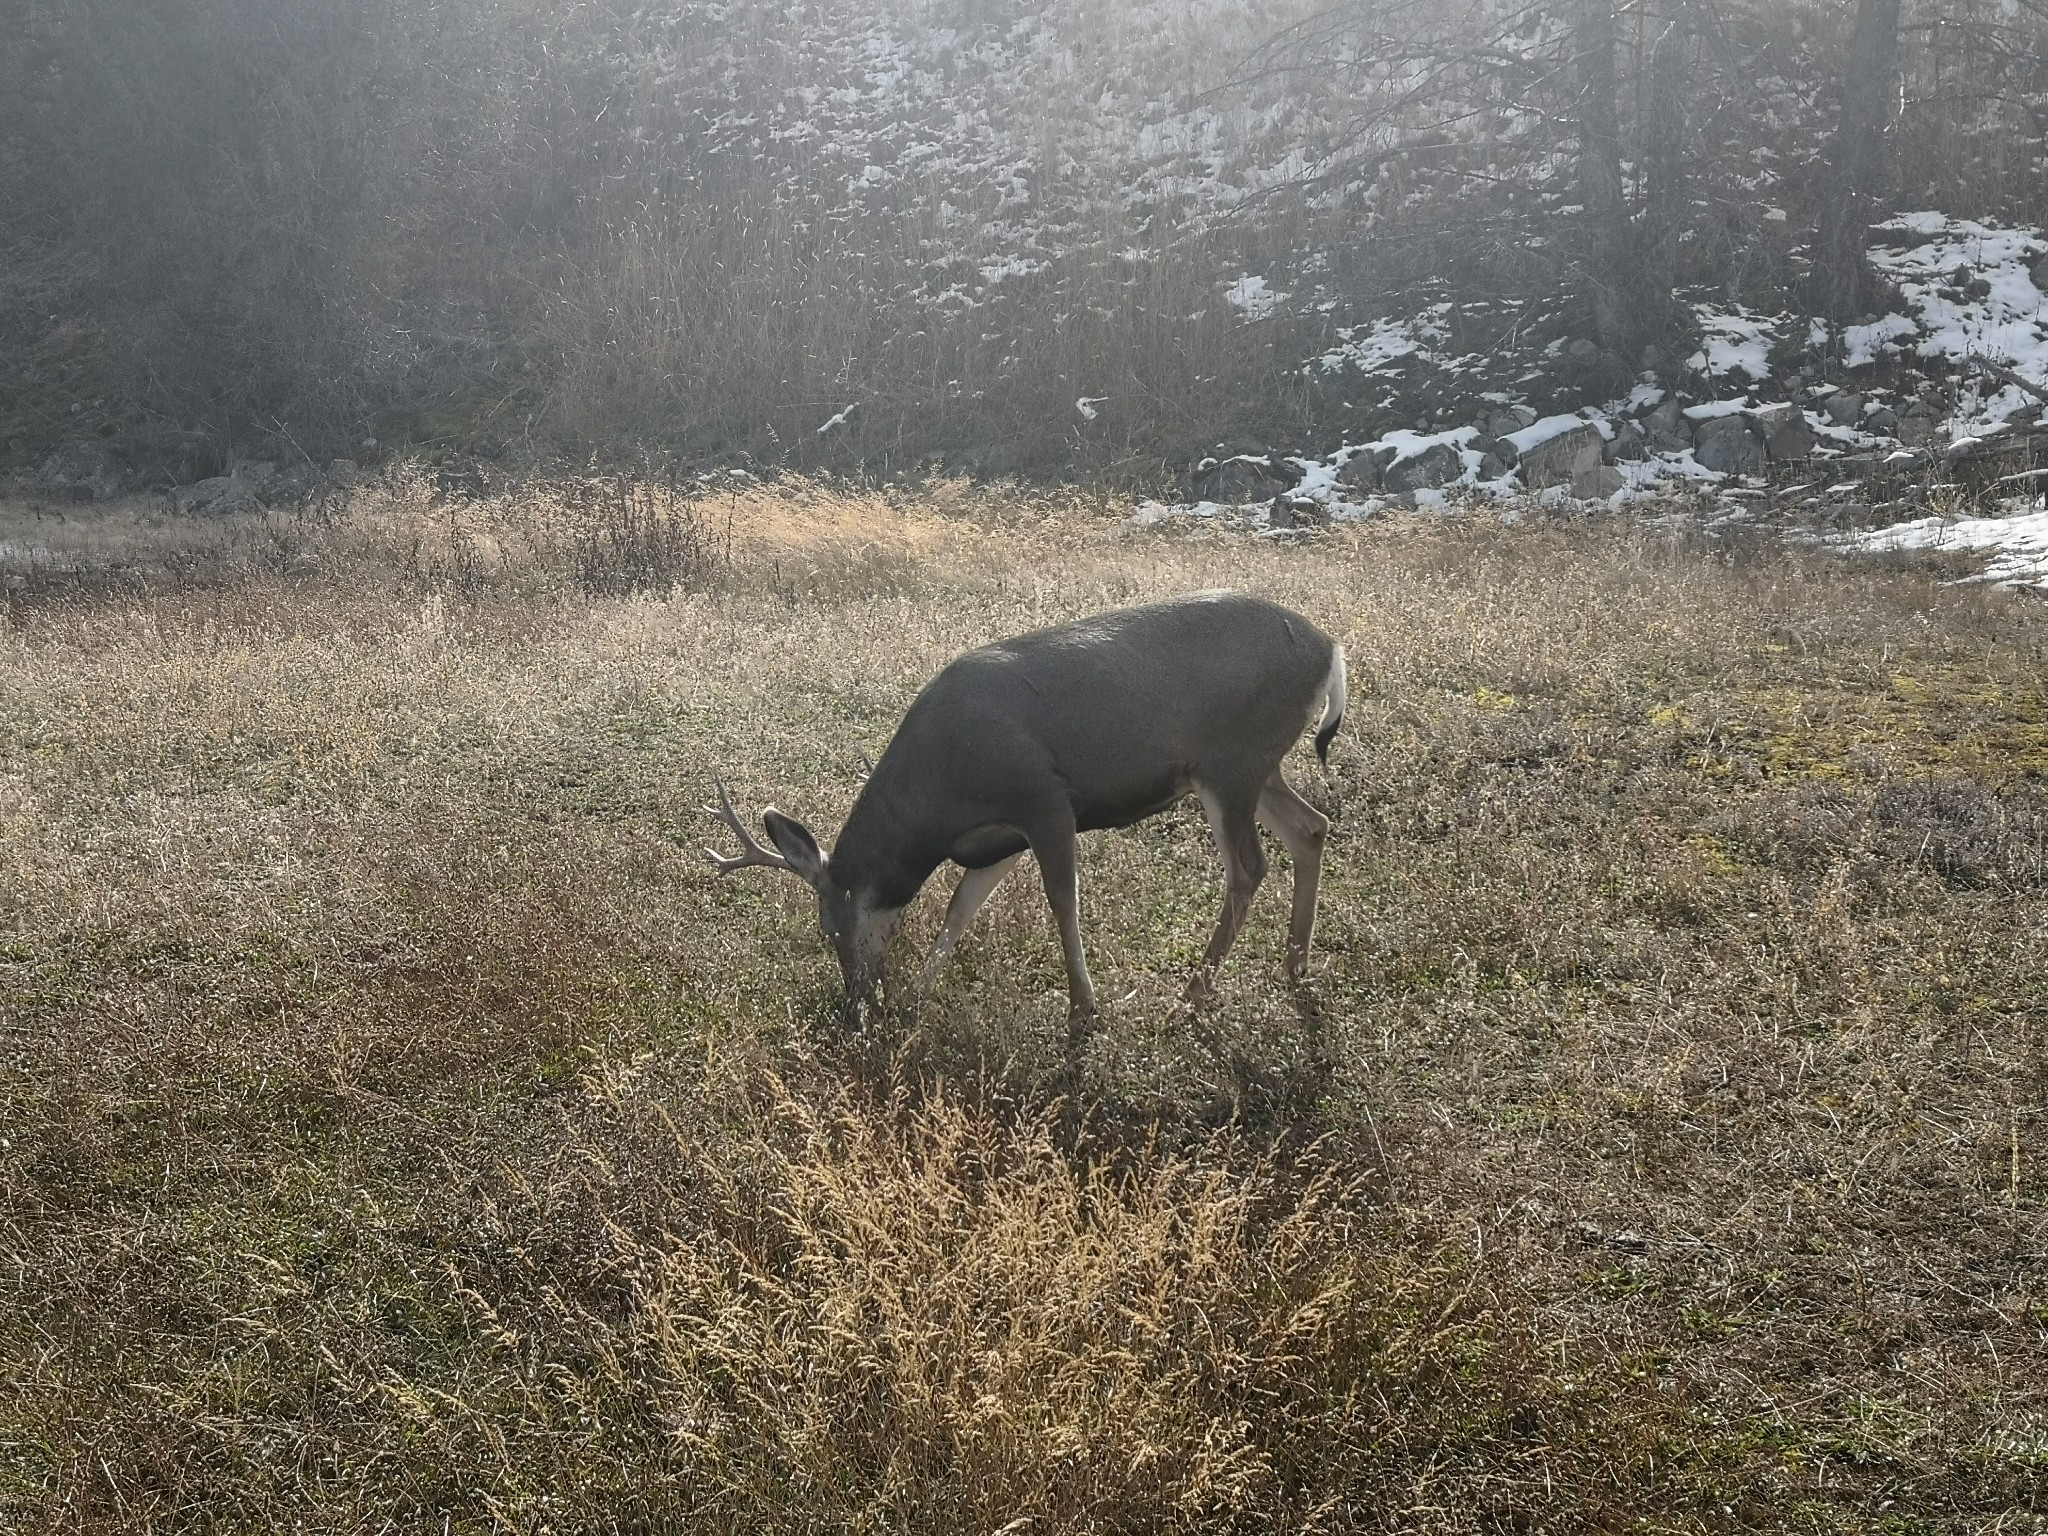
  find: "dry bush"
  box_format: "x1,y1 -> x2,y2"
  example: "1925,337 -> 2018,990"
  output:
480,1067 -> 1692,1535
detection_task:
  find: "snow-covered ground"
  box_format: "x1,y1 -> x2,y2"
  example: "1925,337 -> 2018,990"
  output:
1835,499 -> 2048,588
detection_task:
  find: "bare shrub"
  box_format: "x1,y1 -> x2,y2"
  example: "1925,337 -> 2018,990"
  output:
567,474 -> 726,598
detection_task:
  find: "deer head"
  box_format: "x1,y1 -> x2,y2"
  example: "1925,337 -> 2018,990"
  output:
704,777 -> 904,1016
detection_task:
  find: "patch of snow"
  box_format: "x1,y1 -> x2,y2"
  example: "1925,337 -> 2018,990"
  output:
1503,413 -> 1593,454
1225,274 -> 1287,321
1687,309 -> 1778,381
1313,310 -> 1450,375
1837,500 -> 2048,588
1683,397 -> 1755,420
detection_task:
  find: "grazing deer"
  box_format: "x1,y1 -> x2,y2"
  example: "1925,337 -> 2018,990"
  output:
706,590 -> 1345,1030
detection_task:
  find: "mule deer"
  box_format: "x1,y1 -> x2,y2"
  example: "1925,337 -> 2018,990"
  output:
706,590 -> 1345,1030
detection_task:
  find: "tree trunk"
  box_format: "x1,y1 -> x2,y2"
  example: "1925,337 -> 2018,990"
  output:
1574,0 -> 1633,358
1807,0 -> 1901,322
1639,19 -> 1688,352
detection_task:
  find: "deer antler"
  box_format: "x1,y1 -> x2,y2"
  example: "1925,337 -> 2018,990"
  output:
704,777 -> 798,875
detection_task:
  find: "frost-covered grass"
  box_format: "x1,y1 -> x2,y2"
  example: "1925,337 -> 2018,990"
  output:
3,479 -> 2045,1532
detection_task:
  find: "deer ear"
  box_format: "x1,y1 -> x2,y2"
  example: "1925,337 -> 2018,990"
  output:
762,809 -> 828,889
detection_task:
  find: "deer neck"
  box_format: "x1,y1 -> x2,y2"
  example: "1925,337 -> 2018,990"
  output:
827,778 -> 945,910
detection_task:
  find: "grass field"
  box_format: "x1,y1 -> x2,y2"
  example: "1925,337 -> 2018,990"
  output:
2,474 -> 2045,1533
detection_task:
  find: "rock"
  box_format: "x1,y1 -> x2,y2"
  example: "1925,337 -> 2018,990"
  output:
1896,409 -> 1946,448
1762,412 -> 1819,462
1643,397 -> 1692,452
1566,338 -> 1598,359
1518,423 -> 1604,489
1195,454 -> 1297,503
1336,451 -> 1385,493
2032,251 -> 2048,292
1693,416 -> 1766,475
1605,420 -> 1650,462
1486,412 -> 1525,441
1269,493 -> 1329,529
1478,450 -> 1515,480
1383,441 -> 1465,493
1823,392 -> 1864,426
173,477 -> 263,515
35,442 -> 127,501
1865,406 -> 1899,434
1508,404 -> 1538,428
1572,464 -> 1626,500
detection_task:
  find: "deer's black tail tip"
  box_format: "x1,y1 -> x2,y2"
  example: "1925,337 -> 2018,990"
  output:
1314,712 -> 1342,765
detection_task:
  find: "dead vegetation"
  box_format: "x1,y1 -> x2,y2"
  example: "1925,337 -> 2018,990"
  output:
1,477 -> 2045,1533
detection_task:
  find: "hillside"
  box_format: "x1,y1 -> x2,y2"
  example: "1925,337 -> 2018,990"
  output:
5,0 -> 2046,494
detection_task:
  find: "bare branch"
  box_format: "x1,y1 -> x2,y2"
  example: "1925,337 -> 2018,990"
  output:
1963,356 -> 2048,409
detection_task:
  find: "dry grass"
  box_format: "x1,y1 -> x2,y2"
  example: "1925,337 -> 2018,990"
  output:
2,477 -> 2045,1533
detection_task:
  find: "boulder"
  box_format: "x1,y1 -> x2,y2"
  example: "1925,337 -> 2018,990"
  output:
1269,493 -> 1330,529
1383,441 -> 1465,493
2033,251 -> 2048,292
1692,416 -> 1766,475
1195,454 -> 1297,503
1518,423 -> 1604,489
1644,397 -> 1692,451
1336,451 -> 1385,493
1756,406 -> 1818,462
1572,464 -> 1626,500
1865,406 -> 1899,434
1823,392 -> 1864,427
1895,409 -> 1946,448
1605,420 -> 1650,462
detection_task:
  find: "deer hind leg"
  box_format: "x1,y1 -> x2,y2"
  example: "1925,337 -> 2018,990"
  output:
1026,809 -> 1097,1032
1189,780 -> 1268,998
1258,769 -> 1329,980
915,852 -> 1024,995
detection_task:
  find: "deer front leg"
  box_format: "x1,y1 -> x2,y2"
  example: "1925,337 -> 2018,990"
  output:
915,852 -> 1023,995
1028,813 -> 1096,1036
